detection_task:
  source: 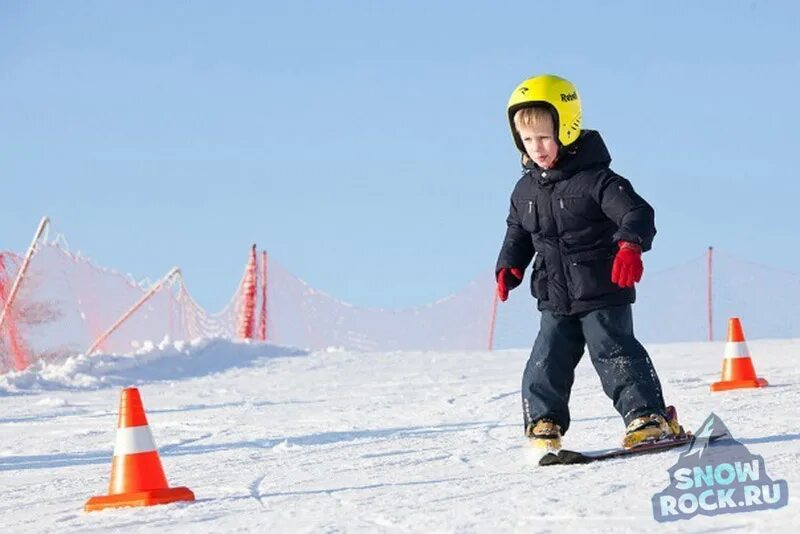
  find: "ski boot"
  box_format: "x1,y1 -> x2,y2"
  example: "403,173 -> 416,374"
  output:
622,405 -> 684,449
526,418 -> 562,453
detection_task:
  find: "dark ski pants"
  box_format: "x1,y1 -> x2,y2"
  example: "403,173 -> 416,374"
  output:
521,304 -> 665,435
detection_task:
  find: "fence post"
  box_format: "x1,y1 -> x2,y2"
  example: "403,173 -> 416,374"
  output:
707,246 -> 714,342
488,291 -> 499,351
238,245 -> 258,339
86,267 -> 181,355
0,217 -> 49,336
258,250 -> 268,341
0,217 -> 49,370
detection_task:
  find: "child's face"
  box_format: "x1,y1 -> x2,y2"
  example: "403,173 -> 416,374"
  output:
516,117 -> 559,169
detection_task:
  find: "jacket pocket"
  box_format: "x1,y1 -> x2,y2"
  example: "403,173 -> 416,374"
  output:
518,197 -> 538,233
556,195 -> 605,233
530,254 -> 548,300
564,248 -> 618,300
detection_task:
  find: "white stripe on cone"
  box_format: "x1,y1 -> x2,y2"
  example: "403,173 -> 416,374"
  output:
113,425 -> 158,456
724,341 -> 750,359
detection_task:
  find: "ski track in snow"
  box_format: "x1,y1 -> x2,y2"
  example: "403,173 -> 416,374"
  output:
0,338 -> 798,532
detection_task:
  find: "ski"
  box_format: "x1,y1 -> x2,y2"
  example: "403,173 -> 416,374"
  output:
538,433 -> 694,466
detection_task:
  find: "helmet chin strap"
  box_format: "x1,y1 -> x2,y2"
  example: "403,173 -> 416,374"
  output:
558,135 -> 580,159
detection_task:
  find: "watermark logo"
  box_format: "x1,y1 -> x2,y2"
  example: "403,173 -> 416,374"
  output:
652,413 -> 789,522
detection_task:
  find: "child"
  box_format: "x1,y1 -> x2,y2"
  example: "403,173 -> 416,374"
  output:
495,74 -> 681,451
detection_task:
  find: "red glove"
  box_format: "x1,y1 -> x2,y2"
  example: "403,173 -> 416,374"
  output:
611,241 -> 643,288
496,267 -> 523,302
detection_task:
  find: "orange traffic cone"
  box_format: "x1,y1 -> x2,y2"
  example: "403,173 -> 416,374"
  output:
85,388 -> 195,511
710,317 -> 768,392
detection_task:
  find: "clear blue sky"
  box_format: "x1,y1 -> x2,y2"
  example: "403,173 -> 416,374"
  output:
2,1 -> 798,310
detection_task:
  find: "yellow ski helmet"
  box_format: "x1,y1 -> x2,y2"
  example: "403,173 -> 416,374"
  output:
507,74 -> 582,151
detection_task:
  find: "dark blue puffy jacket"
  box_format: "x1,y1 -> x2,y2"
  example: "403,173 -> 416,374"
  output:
496,130 -> 656,315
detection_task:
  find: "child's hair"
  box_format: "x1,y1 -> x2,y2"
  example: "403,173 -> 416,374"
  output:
512,106 -> 556,134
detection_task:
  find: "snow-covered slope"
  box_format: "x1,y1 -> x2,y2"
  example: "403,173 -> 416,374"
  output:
1,338 -> 797,532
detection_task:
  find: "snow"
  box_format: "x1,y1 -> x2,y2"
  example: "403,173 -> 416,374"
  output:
1,338 -> 798,532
